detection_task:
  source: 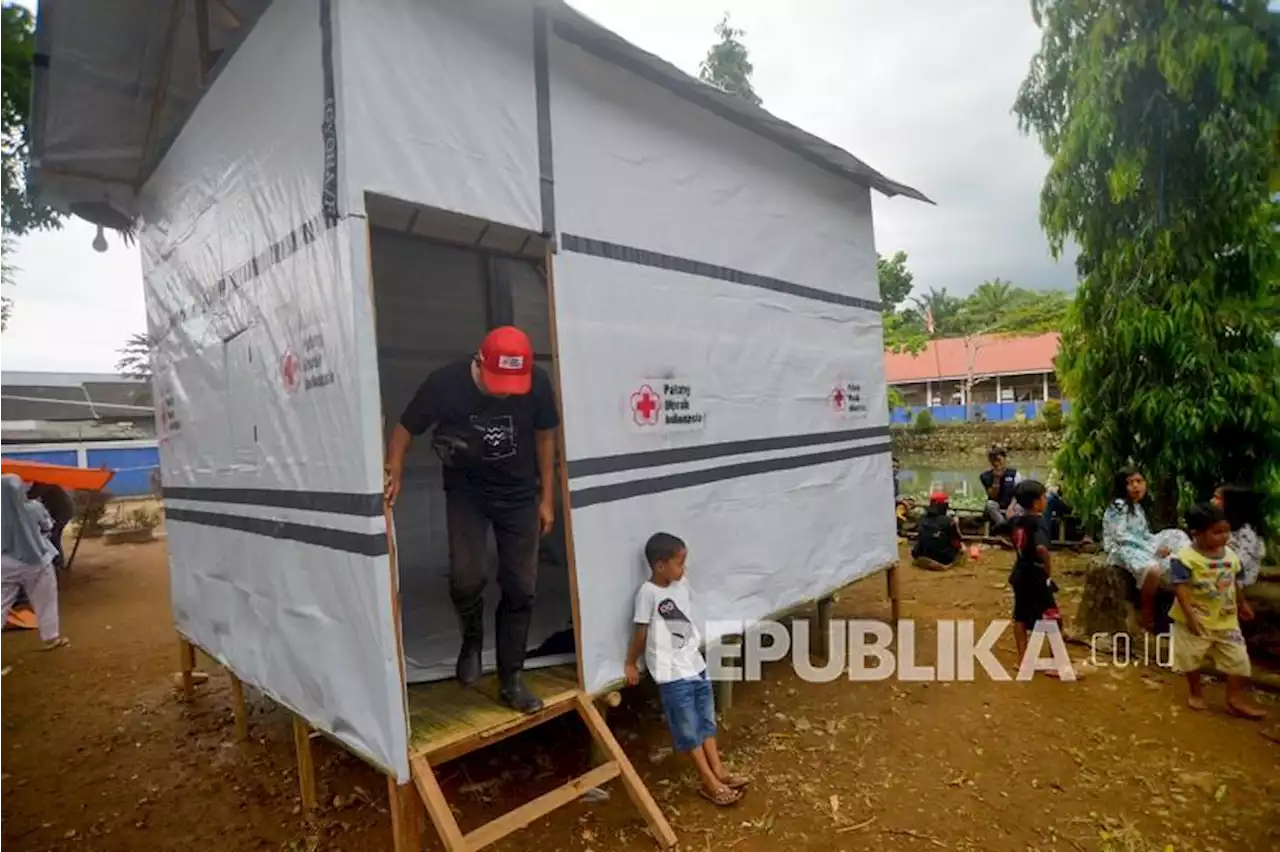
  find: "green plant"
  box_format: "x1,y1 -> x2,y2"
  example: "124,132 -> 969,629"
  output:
1040,399 -> 1064,431
912,409 -> 936,434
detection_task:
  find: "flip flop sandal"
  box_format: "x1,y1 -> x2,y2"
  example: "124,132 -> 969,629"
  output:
37,637 -> 70,651
1226,703 -> 1267,722
720,775 -> 750,790
699,786 -> 742,807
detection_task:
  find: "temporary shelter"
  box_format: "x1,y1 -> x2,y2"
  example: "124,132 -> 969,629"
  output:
31,1 -> 928,848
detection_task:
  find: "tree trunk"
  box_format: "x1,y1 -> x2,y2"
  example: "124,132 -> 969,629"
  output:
1151,474 -> 1179,531
1071,557 -> 1137,644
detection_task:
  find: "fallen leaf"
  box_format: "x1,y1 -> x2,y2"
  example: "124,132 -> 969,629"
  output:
830,794 -> 839,818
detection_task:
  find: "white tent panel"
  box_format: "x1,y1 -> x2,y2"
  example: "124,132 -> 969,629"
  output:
138,0 -> 406,780
336,0 -> 542,231
547,31 -> 879,300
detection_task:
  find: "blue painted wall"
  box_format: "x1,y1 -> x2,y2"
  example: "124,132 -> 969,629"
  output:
891,400 -> 1071,425
2,443 -> 159,497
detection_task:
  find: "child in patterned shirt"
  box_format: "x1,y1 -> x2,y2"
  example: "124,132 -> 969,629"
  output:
1169,504 -> 1266,719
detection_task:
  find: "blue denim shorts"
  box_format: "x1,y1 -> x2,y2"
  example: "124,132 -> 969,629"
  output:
657,670 -> 716,752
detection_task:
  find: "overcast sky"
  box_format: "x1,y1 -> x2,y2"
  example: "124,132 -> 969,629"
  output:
2,0 -> 1075,374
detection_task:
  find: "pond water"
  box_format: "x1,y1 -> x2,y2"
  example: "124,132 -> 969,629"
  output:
896,451 -> 1057,507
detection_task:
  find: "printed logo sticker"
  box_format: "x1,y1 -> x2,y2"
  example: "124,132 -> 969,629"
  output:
498,355 -> 525,370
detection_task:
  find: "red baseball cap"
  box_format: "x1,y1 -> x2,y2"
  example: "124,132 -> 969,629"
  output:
929,491 -> 949,505
478,326 -> 534,395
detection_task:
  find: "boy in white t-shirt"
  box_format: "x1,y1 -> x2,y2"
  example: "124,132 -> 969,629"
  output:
624,533 -> 748,807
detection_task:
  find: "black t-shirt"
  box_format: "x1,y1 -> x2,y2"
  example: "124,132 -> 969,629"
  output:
1009,514 -> 1049,586
399,360 -> 559,502
913,509 -> 960,563
980,467 -> 1019,508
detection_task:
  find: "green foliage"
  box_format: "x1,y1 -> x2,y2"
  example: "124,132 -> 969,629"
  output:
1040,398 -> 1064,431
1,231 -> 14,331
116,332 -> 154,380
912,409 -> 936,434
1014,0 -> 1280,526
887,385 -> 907,412
698,14 -> 762,107
2,3 -> 60,236
878,251 -> 914,310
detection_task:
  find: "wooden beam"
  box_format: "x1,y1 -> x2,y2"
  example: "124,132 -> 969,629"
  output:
228,670 -> 248,741
410,755 -> 467,852
886,564 -> 902,624
463,762 -> 620,851
210,0 -> 242,27
421,694 -> 578,767
178,637 -> 196,701
292,715 -> 317,814
574,693 -> 677,848
388,775 -> 425,852
194,0 -> 213,85
815,595 -> 835,660
138,0 -> 185,182
542,247 -> 587,691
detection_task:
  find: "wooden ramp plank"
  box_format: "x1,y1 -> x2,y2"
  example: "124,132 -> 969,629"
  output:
463,762 -> 620,851
411,755 -> 467,852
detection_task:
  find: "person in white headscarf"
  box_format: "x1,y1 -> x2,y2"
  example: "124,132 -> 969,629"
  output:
2,474 -> 68,649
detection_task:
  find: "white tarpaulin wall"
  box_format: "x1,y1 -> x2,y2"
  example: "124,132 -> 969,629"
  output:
545,27 -> 897,693
139,0 -> 406,780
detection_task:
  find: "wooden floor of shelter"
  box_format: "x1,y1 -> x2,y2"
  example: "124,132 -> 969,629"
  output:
407,665 -> 580,761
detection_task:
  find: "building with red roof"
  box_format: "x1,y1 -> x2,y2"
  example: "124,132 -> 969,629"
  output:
884,332 -> 1064,422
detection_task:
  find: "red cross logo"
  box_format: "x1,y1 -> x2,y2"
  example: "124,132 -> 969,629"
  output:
282,351 -> 301,393
830,386 -> 846,411
631,385 -> 662,426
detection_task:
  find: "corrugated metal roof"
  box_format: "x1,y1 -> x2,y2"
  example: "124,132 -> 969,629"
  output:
884,333 -> 1061,383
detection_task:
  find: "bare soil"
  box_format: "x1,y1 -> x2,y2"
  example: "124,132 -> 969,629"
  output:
3,538 -> 1277,852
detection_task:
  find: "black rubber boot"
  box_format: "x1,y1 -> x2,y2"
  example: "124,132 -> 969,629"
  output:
499,672 -> 544,715
455,607 -> 483,687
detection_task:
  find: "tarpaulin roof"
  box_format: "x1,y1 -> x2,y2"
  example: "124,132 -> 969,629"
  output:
30,0 -> 928,228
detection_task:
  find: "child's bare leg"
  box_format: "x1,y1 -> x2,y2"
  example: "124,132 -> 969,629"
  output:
702,737 -> 727,780
1185,671 -> 1207,711
1225,676 -> 1267,719
686,747 -> 727,795
1013,622 -> 1028,666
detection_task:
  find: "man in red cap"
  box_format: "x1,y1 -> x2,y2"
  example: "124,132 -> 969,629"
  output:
911,491 -> 963,571
384,326 -> 559,713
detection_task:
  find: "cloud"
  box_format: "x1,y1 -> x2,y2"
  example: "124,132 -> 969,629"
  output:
3,0 -> 1073,373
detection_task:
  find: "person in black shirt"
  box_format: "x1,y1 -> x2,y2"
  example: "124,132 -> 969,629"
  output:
1008,479 -> 1065,678
980,446 -> 1021,529
384,326 -> 559,714
27,483 -> 73,569
912,492 -> 963,570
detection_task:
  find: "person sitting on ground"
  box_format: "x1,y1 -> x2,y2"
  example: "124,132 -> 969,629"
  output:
1,475 -> 69,651
1102,467 -> 1190,631
980,447 -> 1021,529
1168,503 -> 1265,719
912,492 -> 963,570
1213,484 -> 1266,588
625,532 -> 748,807
1007,480 -> 1068,678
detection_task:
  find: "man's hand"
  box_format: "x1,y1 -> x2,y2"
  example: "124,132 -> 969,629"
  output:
538,496 -> 555,535
1156,545 -> 1171,559
384,466 -> 402,506
624,662 -> 640,687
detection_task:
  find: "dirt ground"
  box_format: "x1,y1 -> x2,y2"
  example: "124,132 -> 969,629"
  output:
3,536 -> 1278,852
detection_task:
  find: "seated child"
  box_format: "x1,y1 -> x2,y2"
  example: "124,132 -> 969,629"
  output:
912,492 -> 963,570
1007,479 -> 1066,677
1213,485 -> 1267,587
625,533 -> 748,806
1169,504 -> 1266,719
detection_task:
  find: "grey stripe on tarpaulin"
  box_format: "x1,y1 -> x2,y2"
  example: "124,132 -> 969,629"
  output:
570,441 -> 892,508
166,508 -> 389,557
532,6 -> 556,237
567,425 -> 891,479
163,487 -> 383,517
559,234 -> 882,312
319,0 -> 340,224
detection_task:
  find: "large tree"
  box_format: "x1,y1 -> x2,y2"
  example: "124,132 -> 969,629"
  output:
1014,0 -> 1280,527
3,2 -> 63,331
116,332 -> 154,381
699,13 -> 763,107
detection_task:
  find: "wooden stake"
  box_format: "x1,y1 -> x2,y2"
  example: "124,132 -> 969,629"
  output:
574,693 -> 677,849
411,755 -> 467,852
228,670 -> 248,741
292,715 -> 317,815
388,775 -> 425,852
178,637 -> 196,701
816,595 -> 835,661
886,564 -> 902,624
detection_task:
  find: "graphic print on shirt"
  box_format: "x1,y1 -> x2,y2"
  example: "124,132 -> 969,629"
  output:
471,414 -> 516,461
657,597 -> 694,649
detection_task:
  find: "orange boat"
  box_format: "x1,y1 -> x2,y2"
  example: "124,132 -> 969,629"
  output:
0,459 -> 114,492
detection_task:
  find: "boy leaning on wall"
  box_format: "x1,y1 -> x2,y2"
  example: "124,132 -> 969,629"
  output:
624,533 -> 749,807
